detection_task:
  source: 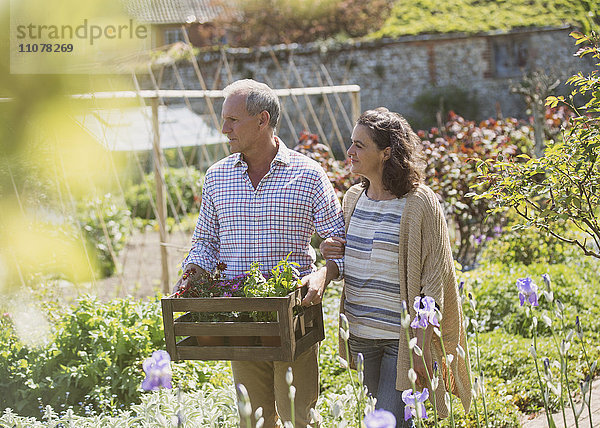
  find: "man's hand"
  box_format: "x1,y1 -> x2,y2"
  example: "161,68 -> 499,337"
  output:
319,236 -> 346,259
173,263 -> 205,294
300,260 -> 339,307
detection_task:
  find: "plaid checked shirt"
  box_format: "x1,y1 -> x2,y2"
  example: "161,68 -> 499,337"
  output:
183,139 -> 345,279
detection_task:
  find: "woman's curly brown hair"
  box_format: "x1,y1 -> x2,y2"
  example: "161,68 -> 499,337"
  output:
356,107 -> 426,198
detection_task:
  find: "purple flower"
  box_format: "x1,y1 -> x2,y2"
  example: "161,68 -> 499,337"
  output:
517,277 -> 539,307
141,350 -> 172,391
402,388 -> 429,420
410,296 -> 440,329
364,409 -> 396,428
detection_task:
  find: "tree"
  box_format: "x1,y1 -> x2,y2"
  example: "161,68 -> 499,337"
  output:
475,32 -> 600,259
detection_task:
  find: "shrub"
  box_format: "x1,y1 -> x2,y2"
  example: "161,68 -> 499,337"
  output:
0,296 -> 225,418
476,32 -> 600,260
411,85 -> 480,131
372,0 -> 593,39
460,260 -> 600,337
293,130 -> 358,200
124,167 -> 202,220
479,211 -> 578,266
221,0 -> 393,47
419,112 -> 534,267
75,193 -> 131,278
0,297 -> 163,416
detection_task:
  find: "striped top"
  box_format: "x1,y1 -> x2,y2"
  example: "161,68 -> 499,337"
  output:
183,138 -> 345,279
344,192 -> 406,339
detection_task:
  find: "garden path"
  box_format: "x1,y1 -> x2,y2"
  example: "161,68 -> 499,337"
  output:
520,378 -> 600,427
94,229 -> 191,301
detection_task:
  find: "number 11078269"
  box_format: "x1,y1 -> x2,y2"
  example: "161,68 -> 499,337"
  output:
18,43 -> 74,53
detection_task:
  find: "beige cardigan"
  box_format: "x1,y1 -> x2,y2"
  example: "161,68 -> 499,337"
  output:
338,183 -> 472,418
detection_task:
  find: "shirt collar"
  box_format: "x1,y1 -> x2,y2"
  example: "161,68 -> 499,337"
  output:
273,137 -> 291,166
233,137 -> 291,168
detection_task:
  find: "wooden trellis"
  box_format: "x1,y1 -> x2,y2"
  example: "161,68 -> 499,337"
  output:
63,40 -> 363,295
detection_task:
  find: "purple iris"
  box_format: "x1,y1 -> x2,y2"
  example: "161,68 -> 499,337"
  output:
410,296 -> 440,329
402,388 -> 429,420
141,350 -> 172,391
364,409 -> 397,428
517,277 -> 539,307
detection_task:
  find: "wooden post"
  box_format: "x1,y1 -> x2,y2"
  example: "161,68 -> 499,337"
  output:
151,97 -> 170,294
351,90 -> 361,122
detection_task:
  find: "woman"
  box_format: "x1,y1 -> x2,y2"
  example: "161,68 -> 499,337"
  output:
321,108 -> 471,423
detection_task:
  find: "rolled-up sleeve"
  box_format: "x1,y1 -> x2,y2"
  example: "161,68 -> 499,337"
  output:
312,167 -> 345,279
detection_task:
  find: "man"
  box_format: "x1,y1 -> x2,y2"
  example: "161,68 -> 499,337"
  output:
176,79 -> 344,427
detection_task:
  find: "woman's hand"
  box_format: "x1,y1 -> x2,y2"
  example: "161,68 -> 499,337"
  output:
319,236 -> 346,259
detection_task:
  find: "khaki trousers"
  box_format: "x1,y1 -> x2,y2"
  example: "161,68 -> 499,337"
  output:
231,344 -> 319,428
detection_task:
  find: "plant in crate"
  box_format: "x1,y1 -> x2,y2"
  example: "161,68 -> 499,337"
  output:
243,256 -> 302,322
174,262 -> 248,323
163,255 -> 325,362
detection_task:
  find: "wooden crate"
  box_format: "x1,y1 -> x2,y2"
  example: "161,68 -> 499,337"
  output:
161,288 -> 325,362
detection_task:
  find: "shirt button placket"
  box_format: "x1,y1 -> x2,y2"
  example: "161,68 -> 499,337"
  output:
253,188 -> 259,255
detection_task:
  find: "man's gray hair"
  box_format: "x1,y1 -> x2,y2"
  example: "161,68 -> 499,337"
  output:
223,79 -> 280,129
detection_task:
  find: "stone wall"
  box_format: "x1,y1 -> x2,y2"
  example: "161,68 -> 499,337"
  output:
147,25 -> 594,154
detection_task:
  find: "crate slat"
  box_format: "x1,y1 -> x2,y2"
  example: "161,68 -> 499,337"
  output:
161,288 -> 323,362
174,322 -> 280,336
168,290 -> 301,312
177,345 -> 283,361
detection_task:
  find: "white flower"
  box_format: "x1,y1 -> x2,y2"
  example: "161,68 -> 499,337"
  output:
456,345 -> 465,360
338,356 -> 349,369
542,315 -> 552,327
566,330 -> 574,342
237,384 -> 252,417
414,345 -> 423,357
529,344 -> 537,358
340,327 -> 349,341
560,340 -> 571,356
332,400 -> 343,418
339,313 -> 349,331
310,408 -> 322,424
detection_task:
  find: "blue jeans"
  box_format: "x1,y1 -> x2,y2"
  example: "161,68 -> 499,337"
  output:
349,335 -> 414,428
